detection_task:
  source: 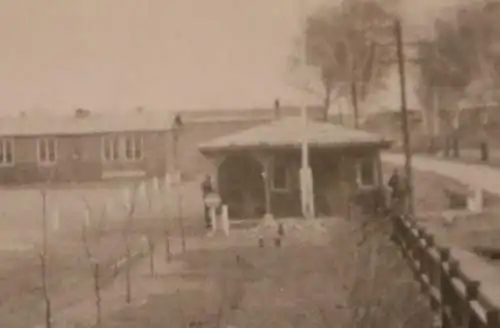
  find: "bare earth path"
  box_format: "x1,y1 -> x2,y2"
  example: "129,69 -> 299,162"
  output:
382,153 -> 500,196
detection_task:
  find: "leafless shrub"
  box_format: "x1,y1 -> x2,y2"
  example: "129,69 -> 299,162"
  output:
39,250 -> 52,328
121,183 -> 140,304
81,218 -> 103,326
325,213 -> 433,328
147,232 -> 156,276
39,188 -> 52,328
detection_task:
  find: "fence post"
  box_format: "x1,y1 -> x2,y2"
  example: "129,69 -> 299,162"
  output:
418,228 -> 430,293
485,310 -> 500,328
465,280 -> 480,328
448,259 -> 460,327
440,248 -> 452,328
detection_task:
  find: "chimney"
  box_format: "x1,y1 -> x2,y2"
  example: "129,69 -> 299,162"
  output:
274,98 -> 281,119
75,108 -> 91,118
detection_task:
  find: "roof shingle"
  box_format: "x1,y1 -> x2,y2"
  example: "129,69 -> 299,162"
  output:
199,116 -> 391,152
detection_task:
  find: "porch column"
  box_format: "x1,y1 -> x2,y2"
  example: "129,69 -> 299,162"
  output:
254,153 -> 273,219
376,152 -> 383,187
205,154 -> 226,191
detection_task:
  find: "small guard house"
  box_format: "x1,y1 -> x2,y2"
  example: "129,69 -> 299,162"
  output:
198,117 -> 391,219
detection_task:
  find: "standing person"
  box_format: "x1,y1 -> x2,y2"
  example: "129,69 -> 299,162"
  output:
201,174 -> 214,229
387,168 -> 406,212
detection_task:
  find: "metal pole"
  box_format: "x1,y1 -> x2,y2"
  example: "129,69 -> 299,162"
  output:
394,19 -> 414,215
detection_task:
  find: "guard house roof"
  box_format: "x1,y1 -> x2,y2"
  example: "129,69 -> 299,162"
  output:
199,116 -> 391,153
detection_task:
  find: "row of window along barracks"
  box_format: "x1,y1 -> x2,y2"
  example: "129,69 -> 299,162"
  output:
0,105 -> 325,185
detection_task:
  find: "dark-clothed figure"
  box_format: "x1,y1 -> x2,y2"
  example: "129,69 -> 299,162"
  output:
201,175 -> 214,229
387,169 -> 406,212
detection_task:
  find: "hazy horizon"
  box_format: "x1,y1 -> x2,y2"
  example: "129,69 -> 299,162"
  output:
0,0 -> 467,115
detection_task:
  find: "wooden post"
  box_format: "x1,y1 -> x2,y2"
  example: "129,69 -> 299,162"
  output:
486,310 -> 500,327
172,120 -> 186,253
124,234 -> 132,304
148,234 -> 155,276
93,262 -> 102,326
465,281 -> 480,326
39,251 -> 52,328
165,230 -> 171,263
439,247 -> 450,327
351,81 -> 359,129
263,160 -> 272,218
394,19 -> 414,216
447,260 -> 460,327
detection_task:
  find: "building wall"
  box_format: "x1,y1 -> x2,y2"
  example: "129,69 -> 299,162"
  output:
213,146 -> 383,219
0,131 -> 169,185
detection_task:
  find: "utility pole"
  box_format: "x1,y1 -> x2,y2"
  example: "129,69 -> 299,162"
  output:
298,0 -> 315,219
394,19 -> 414,216
173,114 -> 186,252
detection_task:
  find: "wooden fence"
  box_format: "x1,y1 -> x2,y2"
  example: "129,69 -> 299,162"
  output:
391,214 -> 500,328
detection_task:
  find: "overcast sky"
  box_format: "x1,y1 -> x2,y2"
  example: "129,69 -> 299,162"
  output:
0,0 -> 467,114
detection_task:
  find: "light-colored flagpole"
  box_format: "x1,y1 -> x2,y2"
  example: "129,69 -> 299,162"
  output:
298,0 -> 315,219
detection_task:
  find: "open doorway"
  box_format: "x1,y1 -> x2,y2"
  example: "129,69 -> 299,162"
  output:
218,154 -> 265,219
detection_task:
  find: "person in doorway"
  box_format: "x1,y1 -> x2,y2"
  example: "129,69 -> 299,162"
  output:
201,174 -> 214,229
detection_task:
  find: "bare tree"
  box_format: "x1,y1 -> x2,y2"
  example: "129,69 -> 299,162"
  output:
147,232 -> 156,276
38,168 -> 57,328
121,183 -> 140,304
417,1 -> 500,156
289,0 -> 394,123
81,212 -> 103,326
316,215 -> 432,328
92,261 -> 102,326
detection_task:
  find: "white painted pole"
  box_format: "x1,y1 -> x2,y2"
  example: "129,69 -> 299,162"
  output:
221,205 -> 229,236
298,0 -> 315,219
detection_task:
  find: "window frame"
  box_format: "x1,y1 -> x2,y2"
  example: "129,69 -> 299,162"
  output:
101,134 -> 121,162
102,134 -> 143,162
356,156 -> 376,188
0,138 -> 15,166
37,138 -> 57,166
123,134 -> 143,161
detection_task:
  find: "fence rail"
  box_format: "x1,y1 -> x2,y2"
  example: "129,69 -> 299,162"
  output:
391,214 -> 500,328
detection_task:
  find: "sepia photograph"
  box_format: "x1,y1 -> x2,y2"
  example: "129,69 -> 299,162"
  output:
1,0 -> 500,327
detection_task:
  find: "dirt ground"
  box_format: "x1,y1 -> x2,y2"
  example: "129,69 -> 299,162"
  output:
97,218 -> 432,328
0,178 -> 206,328
0,168 -> 472,328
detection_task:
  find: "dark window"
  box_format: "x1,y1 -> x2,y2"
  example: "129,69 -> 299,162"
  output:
0,139 -> 14,165
38,138 -> 56,164
103,136 -> 120,161
358,157 -> 375,186
124,135 -> 142,160
272,160 -> 289,190
112,137 -> 119,160
47,139 -> 56,162
134,135 -> 142,159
